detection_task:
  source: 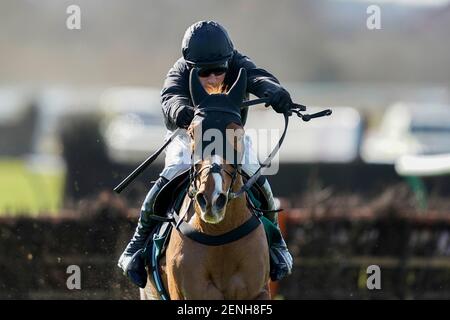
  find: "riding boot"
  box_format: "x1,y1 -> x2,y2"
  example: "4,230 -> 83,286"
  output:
258,178 -> 294,281
117,176 -> 169,288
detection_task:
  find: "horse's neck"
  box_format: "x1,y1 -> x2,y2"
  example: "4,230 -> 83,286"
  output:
190,175 -> 252,236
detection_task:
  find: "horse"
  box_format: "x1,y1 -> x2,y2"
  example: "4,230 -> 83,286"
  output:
140,68 -> 271,300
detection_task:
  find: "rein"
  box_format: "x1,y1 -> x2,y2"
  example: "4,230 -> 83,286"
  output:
113,95 -> 331,196
188,162 -> 239,200
119,96 -> 331,248
231,98 -> 331,199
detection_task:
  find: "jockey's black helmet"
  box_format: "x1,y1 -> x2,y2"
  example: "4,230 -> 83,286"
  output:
182,21 -> 234,70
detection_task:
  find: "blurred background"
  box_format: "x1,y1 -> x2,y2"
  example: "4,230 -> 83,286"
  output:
1,0 -> 450,299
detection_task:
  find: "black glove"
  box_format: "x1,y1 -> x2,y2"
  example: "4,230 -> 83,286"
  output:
264,88 -> 293,115
175,105 -> 195,129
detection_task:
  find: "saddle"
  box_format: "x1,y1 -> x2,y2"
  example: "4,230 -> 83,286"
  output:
153,169 -> 191,217
153,169 -> 270,217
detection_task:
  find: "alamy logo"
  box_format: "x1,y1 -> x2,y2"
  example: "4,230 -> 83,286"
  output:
66,265 -> 81,290
366,5 -> 381,30
366,265 -> 381,290
66,5 -> 81,30
188,126 -> 281,176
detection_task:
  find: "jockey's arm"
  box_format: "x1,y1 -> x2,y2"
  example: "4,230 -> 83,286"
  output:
160,52 -> 291,131
232,52 -> 286,100
160,58 -> 192,131
232,52 -> 292,115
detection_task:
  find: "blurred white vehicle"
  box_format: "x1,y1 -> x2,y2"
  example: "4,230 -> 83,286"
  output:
19,86 -> 101,175
0,86 -> 32,124
244,105 -> 362,163
98,87 -> 167,164
361,102 -> 450,164
0,87 -> 34,156
33,87 -> 100,155
99,89 -> 362,165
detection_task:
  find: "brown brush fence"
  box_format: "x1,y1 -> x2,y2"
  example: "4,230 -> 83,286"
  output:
1,192 -> 449,299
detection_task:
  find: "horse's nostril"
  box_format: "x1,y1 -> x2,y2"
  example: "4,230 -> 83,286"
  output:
196,192 -> 207,210
214,193 -> 227,210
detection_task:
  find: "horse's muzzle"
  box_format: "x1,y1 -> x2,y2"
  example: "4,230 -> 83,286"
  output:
196,191 -> 228,224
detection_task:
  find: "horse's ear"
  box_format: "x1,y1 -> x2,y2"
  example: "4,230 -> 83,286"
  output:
227,68 -> 247,106
189,68 -> 208,106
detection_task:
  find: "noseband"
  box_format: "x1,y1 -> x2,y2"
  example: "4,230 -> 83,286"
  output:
188,162 -> 242,201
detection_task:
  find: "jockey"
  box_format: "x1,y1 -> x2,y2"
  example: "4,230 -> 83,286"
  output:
118,20 -> 294,288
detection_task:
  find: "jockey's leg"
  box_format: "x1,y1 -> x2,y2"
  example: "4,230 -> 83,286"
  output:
256,176 -> 293,282
118,130 -> 192,288
240,133 -> 293,281
117,176 -> 169,288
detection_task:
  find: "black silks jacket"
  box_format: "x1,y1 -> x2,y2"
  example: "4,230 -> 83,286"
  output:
160,50 -> 285,131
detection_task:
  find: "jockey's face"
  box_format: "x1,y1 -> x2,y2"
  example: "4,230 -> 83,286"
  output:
199,71 -> 226,92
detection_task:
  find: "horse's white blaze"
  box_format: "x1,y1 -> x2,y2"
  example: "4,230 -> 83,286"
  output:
197,155 -> 227,223
212,172 -> 223,202
212,155 -> 223,206
210,155 -> 226,221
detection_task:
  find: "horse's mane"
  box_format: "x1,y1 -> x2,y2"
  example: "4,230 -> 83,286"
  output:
204,83 -> 227,94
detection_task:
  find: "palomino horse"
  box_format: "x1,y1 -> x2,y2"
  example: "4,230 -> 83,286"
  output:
141,68 -> 270,300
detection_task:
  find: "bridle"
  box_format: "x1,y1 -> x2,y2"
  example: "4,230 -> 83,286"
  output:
118,96 -> 332,301
113,95 -> 332,199
187,160 -> 243,201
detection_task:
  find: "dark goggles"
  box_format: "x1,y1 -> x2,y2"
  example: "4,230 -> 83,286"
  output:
198,66 -> 228,78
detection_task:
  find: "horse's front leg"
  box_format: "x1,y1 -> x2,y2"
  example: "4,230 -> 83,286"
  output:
203,282 -> 225,300
167,269 -> 224,300
254,283 -> 271,300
